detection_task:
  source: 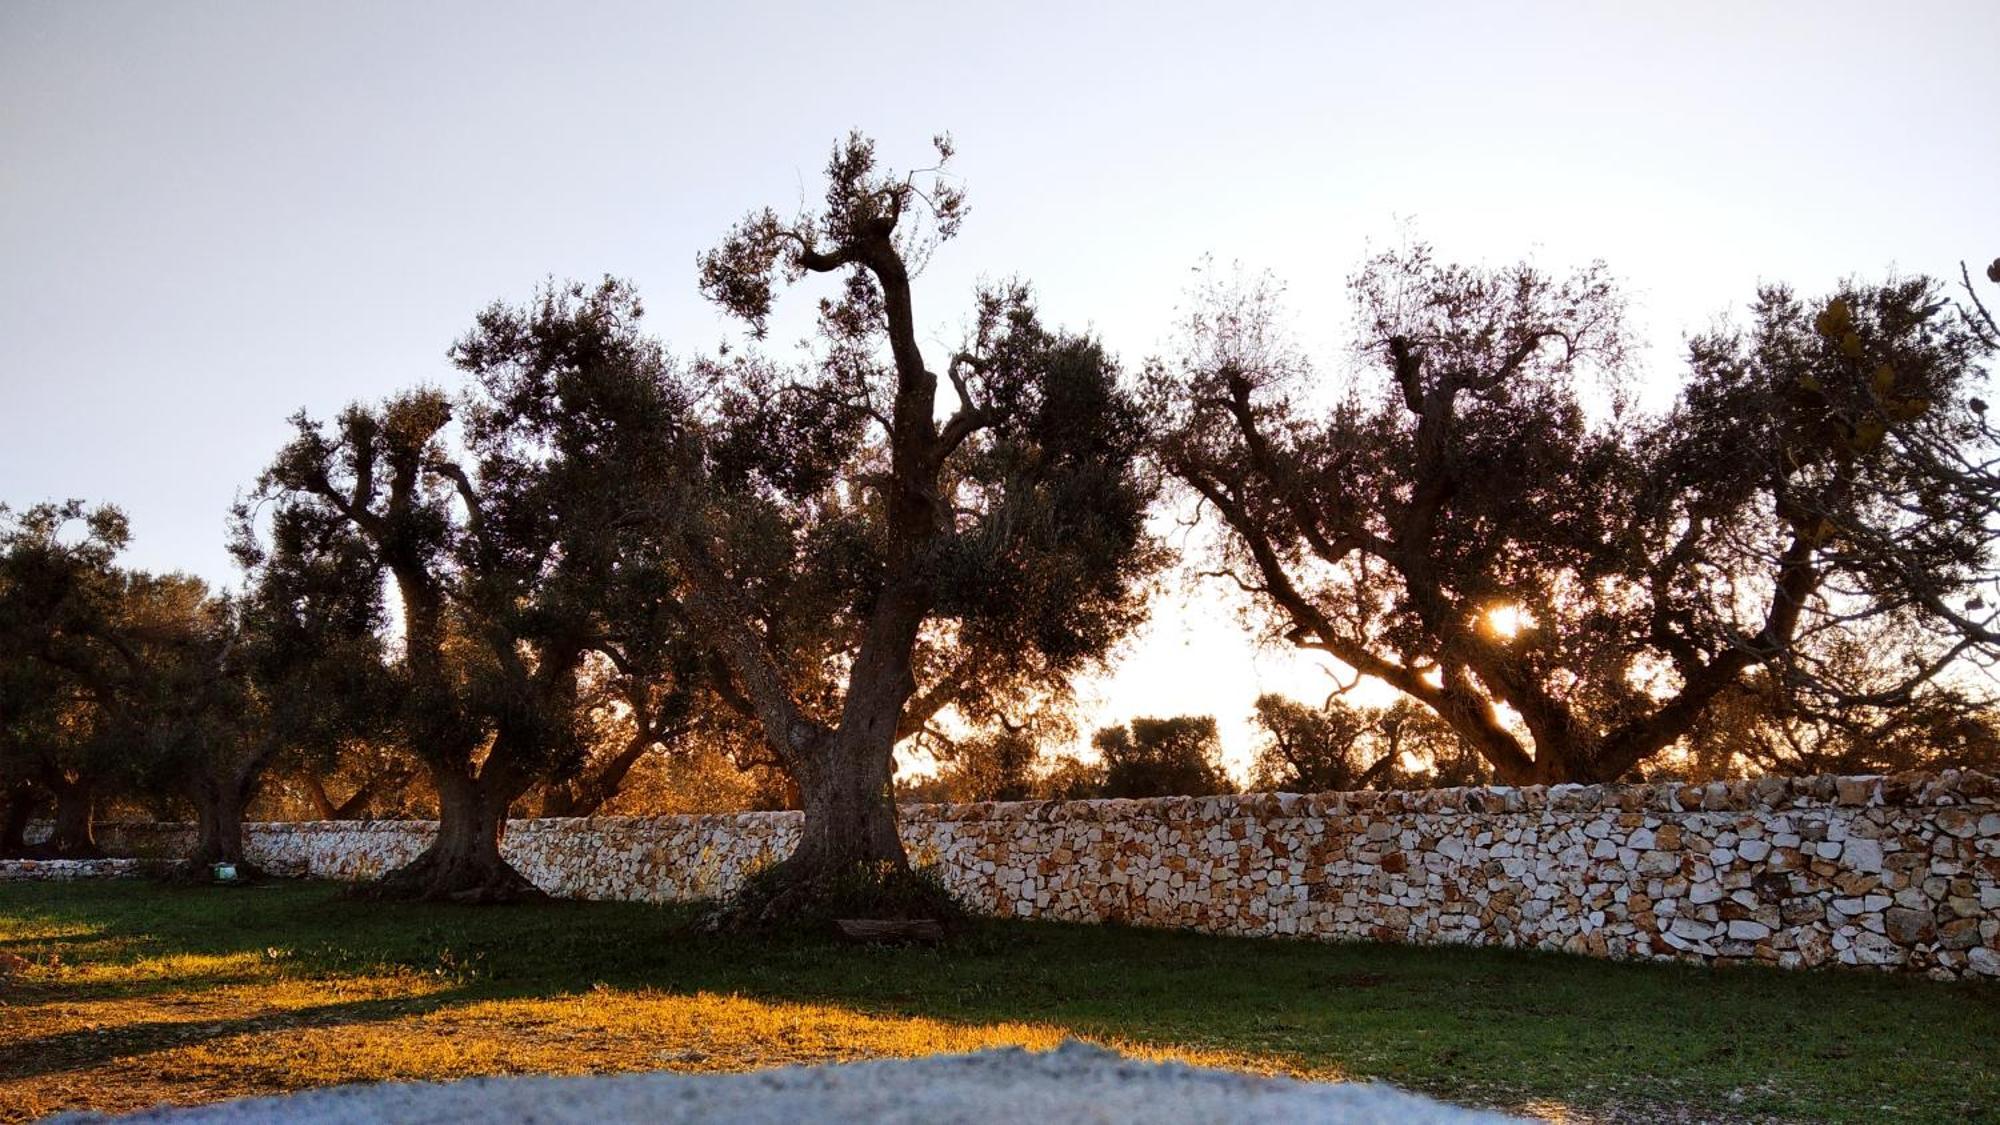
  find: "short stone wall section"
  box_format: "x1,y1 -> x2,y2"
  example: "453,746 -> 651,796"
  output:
89,771 -> 2000,980
0,858 -> 149,881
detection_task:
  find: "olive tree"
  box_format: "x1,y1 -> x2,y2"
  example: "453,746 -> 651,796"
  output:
0,502 -> 141,855
1154,248 -> 1998,783
245,376 -> 622,900
1247,693 -> 1480,793
589,132 -> 1165,920
1092,715 -> 1234,798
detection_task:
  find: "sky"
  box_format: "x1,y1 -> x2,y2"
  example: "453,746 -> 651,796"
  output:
4,1 -> 1997,773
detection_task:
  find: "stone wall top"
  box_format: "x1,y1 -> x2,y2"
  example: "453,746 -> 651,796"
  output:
98,770 -> 1994,839
913,769 -> 1999,824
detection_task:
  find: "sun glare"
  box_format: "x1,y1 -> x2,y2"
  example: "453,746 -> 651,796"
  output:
1483,604 -> 1529,641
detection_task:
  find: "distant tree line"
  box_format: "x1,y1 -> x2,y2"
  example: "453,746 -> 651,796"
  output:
3,132 -> 1997,923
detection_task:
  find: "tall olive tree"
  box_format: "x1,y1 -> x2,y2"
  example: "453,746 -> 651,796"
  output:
248,278 -> 742,897
247,379 -> 619,899
1154,249 -> 1998,784
558,133 -> 1165,920
196,492 -> 393,871
108,571 -> 248,874
0,502 -> 141,856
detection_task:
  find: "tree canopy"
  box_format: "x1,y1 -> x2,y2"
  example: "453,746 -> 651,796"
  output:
0,501 -> 135,855
0,500 -> 379,871
1247,693 -> 1486,794
1152,248 -> 1999,784
524,132 -> 1168,921
1092,715 -> 1234,799
242,360 -> 657,898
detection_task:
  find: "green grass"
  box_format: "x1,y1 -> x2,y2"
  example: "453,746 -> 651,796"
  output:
0,881 -> 1995,1122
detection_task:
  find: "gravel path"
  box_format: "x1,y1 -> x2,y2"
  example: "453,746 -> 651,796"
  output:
64,1041 -> 1522,1124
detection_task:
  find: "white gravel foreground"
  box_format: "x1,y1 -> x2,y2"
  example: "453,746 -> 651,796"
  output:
62,1041 -> 1521,1124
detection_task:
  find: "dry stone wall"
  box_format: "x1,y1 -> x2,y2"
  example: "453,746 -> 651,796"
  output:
91,771 -> 2000,980
0,858 -> 149,881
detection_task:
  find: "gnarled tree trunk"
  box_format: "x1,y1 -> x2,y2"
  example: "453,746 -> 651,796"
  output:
718,729 -> 929,927
43,777 -> 100,858
711,590 -> 955,928
366,765 -> 543,903
176,767 -> 263,879
191,791 -> 248,868
359,571 -> 550,902
789,733 -> 905,874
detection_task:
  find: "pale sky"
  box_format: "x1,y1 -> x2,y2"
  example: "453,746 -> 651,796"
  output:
4,1 -> 1997,773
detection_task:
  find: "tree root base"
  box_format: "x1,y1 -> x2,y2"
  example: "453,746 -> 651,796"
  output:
702,858 -> 968,935
350,851 -> 549,905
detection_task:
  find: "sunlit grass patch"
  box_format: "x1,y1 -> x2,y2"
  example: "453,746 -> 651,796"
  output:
169,988 -> 1072,1086
0,915 -> 104,945
3,970 -> 1305,1122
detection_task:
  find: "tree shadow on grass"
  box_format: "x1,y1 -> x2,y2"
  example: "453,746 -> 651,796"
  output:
1,966 -> 294,1006
0,990 -> 478,1082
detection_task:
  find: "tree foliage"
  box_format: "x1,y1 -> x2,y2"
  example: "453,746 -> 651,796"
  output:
0,499 -> 378,870
1153,249 -> 1999,783
0,501 -> 135,855
898,726 -> 1042,804
1247,693 -> 1486,793
241,351 -> 656,898
496,133 -> 1168,922
1091,715 -> 1234,798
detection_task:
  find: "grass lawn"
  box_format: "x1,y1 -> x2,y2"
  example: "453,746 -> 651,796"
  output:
0,882 -> 1994,1123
